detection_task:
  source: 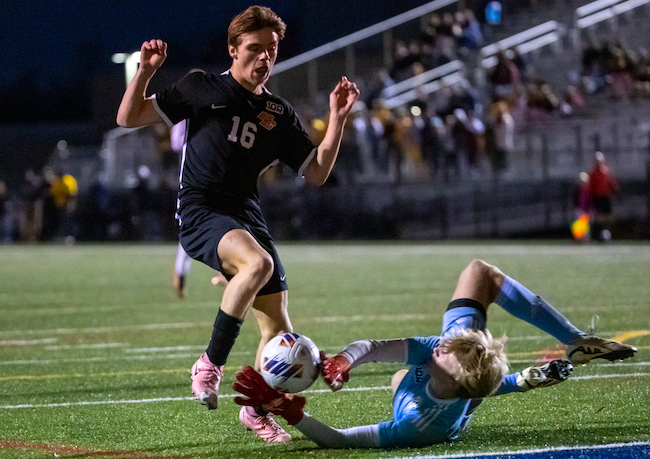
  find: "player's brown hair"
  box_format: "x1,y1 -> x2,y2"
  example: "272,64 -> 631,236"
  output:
228,6 -> 286,48
441,328 -> 508,398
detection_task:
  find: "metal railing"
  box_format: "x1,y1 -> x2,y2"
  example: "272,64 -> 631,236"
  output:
381,60 -> 467,108
268,0 -> 458,102
479,21 -> 564,68
575,0 -> 650,29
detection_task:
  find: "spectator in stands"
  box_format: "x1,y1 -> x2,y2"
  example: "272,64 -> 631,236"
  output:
508,48 -> 529,83
485,101 -> 514,178
466,109 -> 488,178
580,39 -> 606,94
364,68 -> 395,109
561,85 -> 585,117
420,14 -> 439,49
450,108 -> 485,179
86,172 -> 111,242
484,1 -> 503,26
42,167 -> 77,243
488,50 -> 521,99
0,180 -> 13,243
391,40 -> 420,82
132,165 -> 161,242
396,106 -> 428,182
457,9 -> 483,54
606,45 -> 635,101
19,169 -> 45,242
438,12 -> 461,52
588,151 -> 619,242
633,47 -> 650,97
442,114 -> 462,182
526,81 -> 559,123
420,101 -> 445,182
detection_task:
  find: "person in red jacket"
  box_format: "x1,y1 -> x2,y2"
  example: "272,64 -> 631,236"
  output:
588,151 -> 619,242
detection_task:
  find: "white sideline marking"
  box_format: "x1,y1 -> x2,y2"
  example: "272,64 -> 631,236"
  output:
0,338 -> 57,346
0,385 -> 392,409
123,345 -> 206,353
2,373 -> 648,410
0,354 -> 199,366
0,349 -> 255,366
45,343 -> 130,350
573,372 -> 650,380
386,441 -> 650,459
0,322 -> 202,338
0,312 -> 438,338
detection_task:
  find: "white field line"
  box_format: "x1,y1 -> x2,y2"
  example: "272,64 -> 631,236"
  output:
0,322 -> 203,338
0,313 -> 438,338
0,301 -> 218,316
45,343 -> 130,350
0,338 -> 57,346
122,345 -> 207,353
0,349 -> 255,366
0,385 -> 393,409
385,441 -> 650,459
2,373 -> 649,410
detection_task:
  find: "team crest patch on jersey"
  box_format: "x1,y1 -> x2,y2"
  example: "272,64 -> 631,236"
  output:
258,111 -> 277,130
265,101 -> 284,115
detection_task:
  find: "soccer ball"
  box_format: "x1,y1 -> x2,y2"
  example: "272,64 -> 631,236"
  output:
260,332 -> 321,393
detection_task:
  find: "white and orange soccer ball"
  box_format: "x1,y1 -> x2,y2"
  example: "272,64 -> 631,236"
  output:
260,332 -> 321,393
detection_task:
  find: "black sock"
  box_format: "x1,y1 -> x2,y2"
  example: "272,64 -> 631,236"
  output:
205,309 -> 243,366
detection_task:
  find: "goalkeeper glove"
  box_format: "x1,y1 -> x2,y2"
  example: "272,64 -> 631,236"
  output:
321,354 -> 350,391
233,366 -> 306,425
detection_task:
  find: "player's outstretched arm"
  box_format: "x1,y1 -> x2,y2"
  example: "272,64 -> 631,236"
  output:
116,39 -> 167,128
233,367 -> 381,448
302,76 -> 360,186
322,339 -> 409,391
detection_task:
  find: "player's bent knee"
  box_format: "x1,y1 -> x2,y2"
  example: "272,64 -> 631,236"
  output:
468,259 -> 503,284
246,252 -> 274,287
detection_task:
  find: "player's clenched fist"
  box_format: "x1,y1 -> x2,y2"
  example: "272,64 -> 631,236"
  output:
321,354 -> 350,391
139,39 -> 167,72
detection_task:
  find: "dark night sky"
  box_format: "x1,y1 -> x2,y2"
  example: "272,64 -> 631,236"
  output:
1,0 -> 433,95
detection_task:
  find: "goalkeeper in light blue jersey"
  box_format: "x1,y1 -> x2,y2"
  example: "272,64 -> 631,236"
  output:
233,259 -> 636,448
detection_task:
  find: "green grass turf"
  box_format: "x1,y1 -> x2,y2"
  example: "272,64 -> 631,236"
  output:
0,242 -> 649,458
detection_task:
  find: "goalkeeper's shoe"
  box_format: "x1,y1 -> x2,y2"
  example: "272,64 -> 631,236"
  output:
516,359 -> 573,391
239,406 -> 291,444
190,353 -> 222,410
566,336 -> 637,365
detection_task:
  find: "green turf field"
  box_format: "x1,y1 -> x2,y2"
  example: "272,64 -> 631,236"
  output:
1,243 -> 648,458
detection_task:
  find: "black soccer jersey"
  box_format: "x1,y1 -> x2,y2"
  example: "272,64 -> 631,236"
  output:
153,70 -> 315,212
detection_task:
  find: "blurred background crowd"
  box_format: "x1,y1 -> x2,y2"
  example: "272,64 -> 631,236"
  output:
1,0 -> 649,243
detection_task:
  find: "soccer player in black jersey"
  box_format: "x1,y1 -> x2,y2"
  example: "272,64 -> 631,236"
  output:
117,5 -> 360,443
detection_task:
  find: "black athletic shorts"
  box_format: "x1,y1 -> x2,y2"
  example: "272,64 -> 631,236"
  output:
178,203 -> 287,296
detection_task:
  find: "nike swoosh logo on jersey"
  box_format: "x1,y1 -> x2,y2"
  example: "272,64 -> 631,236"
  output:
280,274 -> 286,282
211,104 -> 227,109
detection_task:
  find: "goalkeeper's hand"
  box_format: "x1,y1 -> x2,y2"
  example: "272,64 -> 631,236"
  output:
233,366 -> 306,425
321,354 -> 350,391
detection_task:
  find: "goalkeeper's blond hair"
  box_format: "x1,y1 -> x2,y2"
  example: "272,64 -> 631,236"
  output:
441,328 -> 508,398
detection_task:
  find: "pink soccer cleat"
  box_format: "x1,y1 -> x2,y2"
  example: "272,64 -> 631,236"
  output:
190,353 -> 222,409
239,405 -> 291,443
